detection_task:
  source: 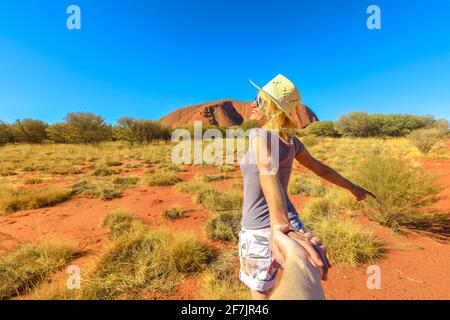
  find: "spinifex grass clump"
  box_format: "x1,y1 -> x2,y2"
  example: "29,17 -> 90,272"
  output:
143,172 -> 180,187
176,181 -> 243,242
162,206 -> 185,221
71,180 -> 123,201
200,249 -> 250,300
0,240 -> 78,300
288,171 -> 327,197
301,188 -> 383,266
0,185 -> 72,214
205,210 -> 242,243
350,155 -> 443,230
196,173 -> 230,183
79,210 -> 212,299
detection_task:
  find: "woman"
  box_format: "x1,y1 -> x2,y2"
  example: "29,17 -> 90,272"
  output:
239,74 -> 375,300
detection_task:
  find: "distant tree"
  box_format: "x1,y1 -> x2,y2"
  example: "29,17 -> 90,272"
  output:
0,121 -> 11,145
432,118 -> 449,136
46,123 -> 73,143
114,117 -> 137,145
337,112 -> 436,137
408,128 -> 444,154
336,112 -> 373,137
64,113 -> 112,144
303,121 -> 339,137
241,120 -> 260,132
11,119 -> 48,143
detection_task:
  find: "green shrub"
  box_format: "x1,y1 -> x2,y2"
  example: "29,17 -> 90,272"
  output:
350,155 -> 443,229
407,128 -> 444,154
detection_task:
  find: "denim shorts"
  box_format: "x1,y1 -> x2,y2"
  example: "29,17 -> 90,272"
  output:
238,217 -> 305,291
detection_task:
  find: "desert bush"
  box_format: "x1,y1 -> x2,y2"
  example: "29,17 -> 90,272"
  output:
112,176 -> 140,187
92,164 -> 116,176
10,119 -> 48,144
80,211 -> 211,299
0,240 -> 78,299
114,118 -> 172,145
162,206 -> 185,221
144,172 -> 180,186
195,189 -> 243,211
71,180 -> 122,201
0,186 -> 72,214
241,120 -> 260,132
157,163 -> 184,173
205,210 -> 242,243
196,173 -> 229,183
350,156 -> 442,229
300,135 -> 319,148
288,172 -> 327,197
0,121 -> 13,145
176,181 -> 209,194
102,209 -> 146,240
305,216 -> 382,266
200,249 -> 250,300
24,178 -> 43,185
49,113 -> 113,144
218,164 -> 236,173
303,121 -> 339,137
336,112 -> 436,137
407,128 -> 444,154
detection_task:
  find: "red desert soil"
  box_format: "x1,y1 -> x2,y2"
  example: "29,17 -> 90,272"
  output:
1,157 -> 449,299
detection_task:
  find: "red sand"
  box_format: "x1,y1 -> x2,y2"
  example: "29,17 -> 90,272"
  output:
1,157 -> 449,300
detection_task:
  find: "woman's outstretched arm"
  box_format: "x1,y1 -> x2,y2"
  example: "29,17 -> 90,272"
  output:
295,148 -> 376,201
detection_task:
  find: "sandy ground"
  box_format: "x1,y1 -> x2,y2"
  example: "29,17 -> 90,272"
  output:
0,157 -> 449,300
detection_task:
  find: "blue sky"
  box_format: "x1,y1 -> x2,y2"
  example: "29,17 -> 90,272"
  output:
0,0 -> 449,124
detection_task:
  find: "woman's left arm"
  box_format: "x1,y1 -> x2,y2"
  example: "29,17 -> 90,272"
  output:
295,148 -> 376,201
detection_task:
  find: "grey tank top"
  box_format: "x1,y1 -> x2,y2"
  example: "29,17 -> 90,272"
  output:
239,128 -> 305,230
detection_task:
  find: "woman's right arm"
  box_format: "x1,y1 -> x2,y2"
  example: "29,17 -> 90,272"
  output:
251,135 -> 290,226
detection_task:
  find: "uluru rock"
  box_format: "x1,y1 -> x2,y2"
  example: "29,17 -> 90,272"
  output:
160,99 -> 318,129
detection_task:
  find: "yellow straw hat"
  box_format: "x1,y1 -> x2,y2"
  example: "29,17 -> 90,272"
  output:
249,74 -> 301,126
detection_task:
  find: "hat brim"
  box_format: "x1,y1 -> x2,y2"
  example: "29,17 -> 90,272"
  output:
249,79 -> 298,127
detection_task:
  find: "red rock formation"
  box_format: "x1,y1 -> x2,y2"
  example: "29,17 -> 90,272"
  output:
160,99 -> 318,128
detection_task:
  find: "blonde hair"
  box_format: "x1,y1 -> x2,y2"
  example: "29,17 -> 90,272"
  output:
257,91 -> 298,142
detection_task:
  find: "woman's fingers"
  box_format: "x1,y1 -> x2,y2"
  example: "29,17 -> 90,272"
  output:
288,232 -> 325,270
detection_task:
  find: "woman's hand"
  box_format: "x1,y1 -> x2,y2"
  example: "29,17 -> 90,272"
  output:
270,225 -> 330,281
350,184 -> 377,202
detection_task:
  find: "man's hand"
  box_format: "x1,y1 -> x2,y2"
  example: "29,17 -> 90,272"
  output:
350,184 -> 377,202
270,225 -> 330,281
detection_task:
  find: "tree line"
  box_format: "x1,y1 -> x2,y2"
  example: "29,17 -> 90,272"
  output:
301,112 -> 449,138
0,111 -> 448,146
0,113 -> 172,145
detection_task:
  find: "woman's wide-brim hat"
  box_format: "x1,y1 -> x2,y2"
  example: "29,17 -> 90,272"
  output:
249,74 -> 301,126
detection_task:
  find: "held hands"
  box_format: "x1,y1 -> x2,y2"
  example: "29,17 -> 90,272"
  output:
270,225 -> 331,281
